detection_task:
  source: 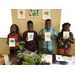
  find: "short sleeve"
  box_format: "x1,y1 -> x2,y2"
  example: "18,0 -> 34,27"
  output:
54,29 -> 58,36
39,29 -> 43,36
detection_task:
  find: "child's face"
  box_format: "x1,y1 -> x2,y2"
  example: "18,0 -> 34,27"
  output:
63,25 -> 70,31
27,23 -> 33,31
11,25 -> 17,32
45,21 -> 51,29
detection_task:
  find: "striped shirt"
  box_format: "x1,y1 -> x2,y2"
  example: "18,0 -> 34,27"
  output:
39,27 -> 58,51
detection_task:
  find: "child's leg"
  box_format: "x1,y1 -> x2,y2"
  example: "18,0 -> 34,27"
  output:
15,48 -> 20,54
10,49 -> 15,54
64,49 -> 70,55
58,48 -> 64,55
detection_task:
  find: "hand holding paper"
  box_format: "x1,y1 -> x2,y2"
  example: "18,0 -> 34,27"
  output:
28,33 -> 34,41
68,37 -> 72,41
63,31 -> 69,39
9,38 -> 15,47
41,35 -> 45,39
45,32 -> 51,41
51,36 -> 55,39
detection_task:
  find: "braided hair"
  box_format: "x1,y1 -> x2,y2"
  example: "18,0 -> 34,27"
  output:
61,22 -> 71,36
7,24 -> 22,41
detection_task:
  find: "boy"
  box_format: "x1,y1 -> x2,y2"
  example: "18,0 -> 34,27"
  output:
39,19 -> 58,54
23,20 -> 39,53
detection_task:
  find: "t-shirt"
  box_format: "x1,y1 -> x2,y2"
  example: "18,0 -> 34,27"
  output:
58,32 -> 71,50
23,30 -> 39,52
9,34 -> 19,49
39,27 -> 58,51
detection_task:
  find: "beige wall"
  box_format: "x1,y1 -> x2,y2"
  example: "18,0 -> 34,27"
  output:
0,9 -> 75,55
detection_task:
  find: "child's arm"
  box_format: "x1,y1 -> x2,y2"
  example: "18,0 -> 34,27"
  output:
38,29 -> 45,39
6,34 -> 9,44
51,29 -> 58,40
18,34 -> 22,41
51,36 -> 57,40
57,32 -> 63,45
68,32 -> 74,44
39,35 -> 45,39
23,32 -> 28,43
36,33 -> 39,52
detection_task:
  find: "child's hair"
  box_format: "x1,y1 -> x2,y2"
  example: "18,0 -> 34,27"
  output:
61,22 -> 71,35
7,24 -> 22,41
45,19 -> 51,23
62,22 -> 71,29
27,20 -> 33,25
10,24 -> 19,34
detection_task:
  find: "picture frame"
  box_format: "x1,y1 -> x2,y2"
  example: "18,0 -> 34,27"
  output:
42,9 -> 50,20
17,9 -> 25,19
29,9 -> 39,17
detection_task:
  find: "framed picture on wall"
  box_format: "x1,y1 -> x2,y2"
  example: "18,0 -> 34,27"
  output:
29,9 -> 39,17
17,9 -> 25,19
42,9 -> 50,20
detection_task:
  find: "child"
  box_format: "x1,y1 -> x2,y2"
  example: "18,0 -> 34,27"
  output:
6,24 -> 22,54
57,22 -> 74,55
23,20 -> 39,53
39,19 -> 58,54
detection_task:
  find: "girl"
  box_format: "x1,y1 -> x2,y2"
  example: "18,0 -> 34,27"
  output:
57,22 -> 74,55
6,24 -> 22,54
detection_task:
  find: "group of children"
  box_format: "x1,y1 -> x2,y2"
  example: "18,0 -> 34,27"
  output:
6,19 -> 74,55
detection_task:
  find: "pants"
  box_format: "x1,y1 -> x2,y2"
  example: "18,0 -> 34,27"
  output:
10,48 -> 20,54
58,48 -> 70,55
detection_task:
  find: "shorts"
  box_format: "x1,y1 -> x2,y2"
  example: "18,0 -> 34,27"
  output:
58,48 -> 70,55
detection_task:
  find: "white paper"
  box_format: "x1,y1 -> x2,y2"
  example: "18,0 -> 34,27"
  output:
17,9 -> 25,19
42,54 -> 52,64
9,38 -> 15,47
45,32 -> 51,41
56,55 -> 64,61
28,33 -> 34,41
43,9 -> 50,20
63,56 -> 75,63
63,31 -> 69,39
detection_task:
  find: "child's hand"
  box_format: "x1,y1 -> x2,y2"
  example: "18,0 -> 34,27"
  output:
68,37 -> 71,41
34,50 -> 37,54
24,48 -> 29,52
41,35 -> 45,39
51,36 -> 55,39
7,41 -> 9,44
26,36 -> 28,41
59,40 -> 63,45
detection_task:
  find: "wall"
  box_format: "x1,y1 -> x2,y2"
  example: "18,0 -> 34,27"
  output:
0,9 -> 75,55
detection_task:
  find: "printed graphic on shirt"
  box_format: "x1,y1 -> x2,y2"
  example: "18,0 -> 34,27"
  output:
15,37 -> 18,41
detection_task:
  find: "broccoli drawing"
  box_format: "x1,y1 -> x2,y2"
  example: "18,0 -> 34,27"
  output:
46,34 -> 50,38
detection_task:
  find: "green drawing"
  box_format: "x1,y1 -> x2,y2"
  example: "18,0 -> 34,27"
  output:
10,40 -> 15,44
46,34 -> 50,38
65,33 -> 68,37
29,34 -> 33,38
30,9 -> 33,12
29,9 -> 39,17
73,61 -> 75,63
67,57 -> 73,61
32,12 -> 36,16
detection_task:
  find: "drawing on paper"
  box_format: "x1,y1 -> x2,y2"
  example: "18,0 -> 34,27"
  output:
43,9 -> 50,20
29,9 -> 39,17
17,9 -> 25,19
